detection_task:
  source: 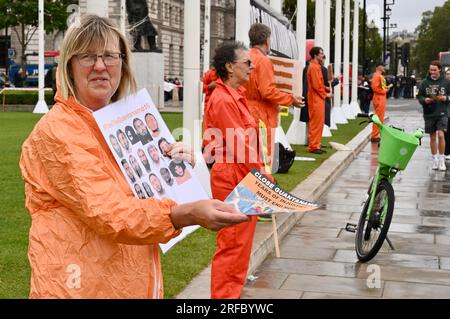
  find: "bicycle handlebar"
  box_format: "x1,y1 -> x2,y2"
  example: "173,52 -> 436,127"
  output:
413,129 -> 424,139
369,114 -> 383,127
368,113 -> 424,144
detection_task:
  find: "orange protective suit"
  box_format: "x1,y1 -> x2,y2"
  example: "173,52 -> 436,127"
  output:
203,69 -> 218,109
203,79 -> 264,299
371,71 -> 388,139
20,93 -> 181,299
307,59 -> 328,152
244,48 -> 295,162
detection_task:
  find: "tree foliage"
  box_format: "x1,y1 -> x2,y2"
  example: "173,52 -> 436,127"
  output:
412,1 -> 450,77
0,0 -> 74,33
0,0 -> 75,64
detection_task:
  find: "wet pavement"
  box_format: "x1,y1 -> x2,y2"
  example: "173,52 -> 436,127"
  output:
243,100 -> 450,299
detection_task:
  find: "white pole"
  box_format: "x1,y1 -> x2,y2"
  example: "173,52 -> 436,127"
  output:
323,0 -> 331,57
272,0 -> 292,148
297,1 -> 307,78
287,0 -> 308,145
235,0 -> 251,46
342,0 -> 354,119
33,0 -> 48,114
184,0 -> 212,197
333,0 -> 348,124
322,0 -> 332,137
314,0 -> 324,48
350,0 -> 362,116
120,0 -> 126,35
203,0 -> 211,75
183,0 -> 201,149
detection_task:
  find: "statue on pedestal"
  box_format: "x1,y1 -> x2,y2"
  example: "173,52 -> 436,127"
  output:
126,0 -> 162,53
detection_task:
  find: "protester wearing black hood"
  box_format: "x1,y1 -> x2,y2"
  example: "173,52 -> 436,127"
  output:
417,60 -> 450,171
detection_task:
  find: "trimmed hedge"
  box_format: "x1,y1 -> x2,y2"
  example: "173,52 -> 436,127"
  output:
0,90 -> 54,105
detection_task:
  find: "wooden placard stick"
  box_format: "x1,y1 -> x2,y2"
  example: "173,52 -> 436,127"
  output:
272,215 -> 281,258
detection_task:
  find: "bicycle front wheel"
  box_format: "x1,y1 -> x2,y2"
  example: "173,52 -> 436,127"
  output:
356,179 -> 395,262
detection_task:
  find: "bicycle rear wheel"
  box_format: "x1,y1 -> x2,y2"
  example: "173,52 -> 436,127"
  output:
356,179 -> 395,262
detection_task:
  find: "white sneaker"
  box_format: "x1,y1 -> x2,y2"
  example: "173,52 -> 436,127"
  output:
438,160 -> 447,171
432,160 -> 439,170
446,155 -> 450,161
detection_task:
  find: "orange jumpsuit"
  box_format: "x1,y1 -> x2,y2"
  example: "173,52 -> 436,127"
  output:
371,71 -> 388,139
307,59 -> 328,152
244,48 -> 295,163
20,93 -> 181,299
203,79 -> 265,299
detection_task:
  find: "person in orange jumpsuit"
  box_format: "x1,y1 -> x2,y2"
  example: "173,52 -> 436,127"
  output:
307,47 -> 332,154
244,23 -> 304,169
203,42 -> 267,299
371,62 -> 393,143
19,15 -> 248,299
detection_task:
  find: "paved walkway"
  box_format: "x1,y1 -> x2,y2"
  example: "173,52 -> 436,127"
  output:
243,102 -> 450,299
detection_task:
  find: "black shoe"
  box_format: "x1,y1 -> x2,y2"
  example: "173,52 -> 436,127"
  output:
309,149 -> 326,155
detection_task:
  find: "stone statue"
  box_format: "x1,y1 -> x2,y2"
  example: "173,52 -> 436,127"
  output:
126,0 -> 162,52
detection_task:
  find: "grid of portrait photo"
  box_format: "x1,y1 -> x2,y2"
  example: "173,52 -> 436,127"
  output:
94,90 -> 205,205
108,113 -> 194,201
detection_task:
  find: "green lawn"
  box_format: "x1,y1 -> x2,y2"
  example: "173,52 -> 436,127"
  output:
0,113 -> 40,299
0,111 -> 367,299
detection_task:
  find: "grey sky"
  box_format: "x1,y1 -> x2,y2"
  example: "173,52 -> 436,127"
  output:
364,0 -> 447,33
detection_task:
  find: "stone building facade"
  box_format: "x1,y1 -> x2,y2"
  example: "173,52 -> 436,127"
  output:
79,0 -> 236,79
2,0 -> 236,79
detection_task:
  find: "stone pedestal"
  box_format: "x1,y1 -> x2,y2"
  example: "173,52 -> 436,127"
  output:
85,0 -> 109,17
132,52 -> 164,109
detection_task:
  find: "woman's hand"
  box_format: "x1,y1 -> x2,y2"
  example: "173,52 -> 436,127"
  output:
292,96 -> 305,108
170,200 -> 250,231
167,142 -> 196,167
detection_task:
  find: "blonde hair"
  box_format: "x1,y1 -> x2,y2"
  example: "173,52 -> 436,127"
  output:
58,15 -> 137,102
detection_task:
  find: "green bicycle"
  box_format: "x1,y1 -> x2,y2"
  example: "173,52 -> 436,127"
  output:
346,114 -> 424,262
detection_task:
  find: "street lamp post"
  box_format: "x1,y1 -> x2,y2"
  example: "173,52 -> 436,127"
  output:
382,0 -> 394,63
388,22 -> 397,47
362,0 -> 367,76
389,23 -> 398,74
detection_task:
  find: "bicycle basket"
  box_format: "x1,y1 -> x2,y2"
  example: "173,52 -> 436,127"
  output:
378,126 -> 419,170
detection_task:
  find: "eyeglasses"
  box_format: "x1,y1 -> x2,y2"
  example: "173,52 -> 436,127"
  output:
76,52 -> 124,67
233,59 -> 252,67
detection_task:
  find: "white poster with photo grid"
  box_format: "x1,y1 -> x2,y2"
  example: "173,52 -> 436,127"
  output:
93,89 -> 207,253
